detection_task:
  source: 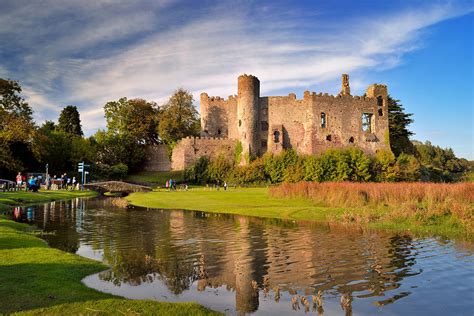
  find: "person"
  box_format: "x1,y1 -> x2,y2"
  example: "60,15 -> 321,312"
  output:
173,179 -> 177,191
16,172 -> 22,190
224,181 -> 227,191
72,177 -> 77,190
22,174 -> 27,191
28,176 -> 38,192
66,176 -> 71,190
165,179 -> 169,190
45,174 -> 51,190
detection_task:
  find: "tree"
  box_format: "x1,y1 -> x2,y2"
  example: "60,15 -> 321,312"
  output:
57,105 -> 83,136
388,96 -> 415,156
158,89 -> 200,145
104,97 -> 159,144
0,79 -> 36,176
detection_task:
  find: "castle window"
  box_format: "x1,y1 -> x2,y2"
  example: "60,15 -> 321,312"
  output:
217,129 -> 221,135
273,131 -> 280,143
321,113 -> 326,128
326,134 -> 331,141
361,113 -> 373,132
261,121 -> 269,131
349,136 -> 354,143
378,108 -> 383,116
204,130 -> 209,134
377,96 -> 383,107
239,120 -> 242,127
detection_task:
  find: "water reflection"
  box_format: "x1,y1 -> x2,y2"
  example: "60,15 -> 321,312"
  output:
9,198 -> 474,315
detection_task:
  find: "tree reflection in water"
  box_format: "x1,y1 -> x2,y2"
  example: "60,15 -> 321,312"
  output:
12,197 -> 474,315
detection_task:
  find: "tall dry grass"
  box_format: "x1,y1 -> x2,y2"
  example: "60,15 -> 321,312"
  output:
269,182 -> 474,232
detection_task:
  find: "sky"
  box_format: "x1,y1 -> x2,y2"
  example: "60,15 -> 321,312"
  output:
0,0 -> 473,159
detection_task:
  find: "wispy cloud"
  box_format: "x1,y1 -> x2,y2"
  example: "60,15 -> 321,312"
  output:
0,0 -> 472,136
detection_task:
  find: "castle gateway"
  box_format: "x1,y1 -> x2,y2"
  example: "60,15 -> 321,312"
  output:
143,74 -> 391,171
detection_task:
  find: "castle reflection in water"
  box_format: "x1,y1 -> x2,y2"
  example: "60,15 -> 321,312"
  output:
10,198 -> 472,315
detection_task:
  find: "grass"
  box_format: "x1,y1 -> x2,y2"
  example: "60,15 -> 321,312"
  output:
0,190 -> 98,211
126,185 -> 473,239
127,187 -> 345,222
126,171 -> 184,186
0,217 -> 220,315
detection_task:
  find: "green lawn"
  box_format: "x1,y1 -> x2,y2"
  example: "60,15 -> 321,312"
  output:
126,171 -> 184,186
127,187 -> 345,221
0,217 -> 220,315
0,190 -> 98,211
126,187 -> 471,239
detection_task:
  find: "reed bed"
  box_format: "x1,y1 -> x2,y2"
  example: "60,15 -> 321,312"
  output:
269,182 -> 474,233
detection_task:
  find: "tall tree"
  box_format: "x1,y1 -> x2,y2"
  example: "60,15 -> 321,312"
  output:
0,79 -> 36,176
104,97 -> 159,144
158,88 -> 200,145
388,96 -> 415,156
58,105 -> 83,136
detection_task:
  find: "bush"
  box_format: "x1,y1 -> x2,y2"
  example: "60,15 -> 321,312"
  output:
110,163 -> 128,180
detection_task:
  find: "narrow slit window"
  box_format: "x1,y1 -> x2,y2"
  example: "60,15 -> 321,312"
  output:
217,129 -> 221,135
377,96 -> 383,107
321,112 -> 326,128
349,136 -> 354,143
361,113 -> 372,132
378,108 -> 383,116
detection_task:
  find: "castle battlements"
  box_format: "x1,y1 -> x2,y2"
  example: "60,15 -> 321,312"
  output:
199,73 -> 390,162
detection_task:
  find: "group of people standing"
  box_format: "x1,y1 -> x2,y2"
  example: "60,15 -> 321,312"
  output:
15,172 -> 80,192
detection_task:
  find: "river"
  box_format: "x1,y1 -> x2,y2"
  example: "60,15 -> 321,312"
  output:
7,197 -> 474,315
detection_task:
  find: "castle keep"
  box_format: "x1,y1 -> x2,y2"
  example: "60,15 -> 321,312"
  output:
144,74 -> 391,171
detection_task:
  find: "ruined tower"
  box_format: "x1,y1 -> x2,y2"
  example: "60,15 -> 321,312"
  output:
237,74 -> 260,161
341,74 -> 350,95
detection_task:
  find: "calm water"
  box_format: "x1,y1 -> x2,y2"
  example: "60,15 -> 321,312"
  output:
7,197 -> 474,315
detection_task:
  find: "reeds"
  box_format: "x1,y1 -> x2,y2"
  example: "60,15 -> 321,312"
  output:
269,182 -> 474,232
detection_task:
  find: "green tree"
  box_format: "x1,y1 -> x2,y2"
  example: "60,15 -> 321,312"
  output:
0,79 -> 36,176
158,89 -> 200,145
104,97 -> 159,144
388,96 -> 415,156
57,105 -> 83,136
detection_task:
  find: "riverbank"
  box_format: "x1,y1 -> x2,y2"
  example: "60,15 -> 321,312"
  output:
126,186 -> 473,239
0,190 -> 98,211
0,217 -> 220,315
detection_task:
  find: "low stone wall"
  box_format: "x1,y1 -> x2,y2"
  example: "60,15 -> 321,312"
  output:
171,137 -> 238,170
142,145 -> 171,172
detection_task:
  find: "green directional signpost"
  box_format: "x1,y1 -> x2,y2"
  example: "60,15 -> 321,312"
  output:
78,161 -> 91,190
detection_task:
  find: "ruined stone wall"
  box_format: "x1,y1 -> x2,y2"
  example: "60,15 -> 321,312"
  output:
171,137 -> 238,170
142,145 -> 171,172
200,93 -> 237,139
263,80 -> 390,156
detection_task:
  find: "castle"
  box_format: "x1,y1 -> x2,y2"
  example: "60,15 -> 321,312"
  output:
143,74 -> 391,171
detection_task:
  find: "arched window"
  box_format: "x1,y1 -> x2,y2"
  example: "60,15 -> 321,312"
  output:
217,129 -> 221,135
321,112 -> 326,128
378,108 -> 383,116
273,131 -> 280,143
349,136 -> 354,143
362,113 -> 372,132
326,134 -> 331,141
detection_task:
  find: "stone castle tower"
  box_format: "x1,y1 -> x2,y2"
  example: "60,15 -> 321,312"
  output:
144,74 -> 391,171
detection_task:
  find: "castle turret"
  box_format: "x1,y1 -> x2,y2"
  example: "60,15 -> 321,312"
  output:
237,74 -> 260,162
200,93 -> 210,136
341,74 -> 351,95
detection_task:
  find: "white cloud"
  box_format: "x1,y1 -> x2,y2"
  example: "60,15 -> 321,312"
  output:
1,1 -> 472,135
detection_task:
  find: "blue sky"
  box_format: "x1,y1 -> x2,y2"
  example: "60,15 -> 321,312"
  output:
0,0 -> 473,158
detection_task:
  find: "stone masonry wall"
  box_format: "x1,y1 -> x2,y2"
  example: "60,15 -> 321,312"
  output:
142,145 -> 171,172
171,137 -> 238,170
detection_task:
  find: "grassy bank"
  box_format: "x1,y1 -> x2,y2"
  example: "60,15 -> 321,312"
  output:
126,171 -> 184,186
0,217 -> 220,315
127,187 -> 345,222
0,190 -> 98,212
126,185 -> 473,239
